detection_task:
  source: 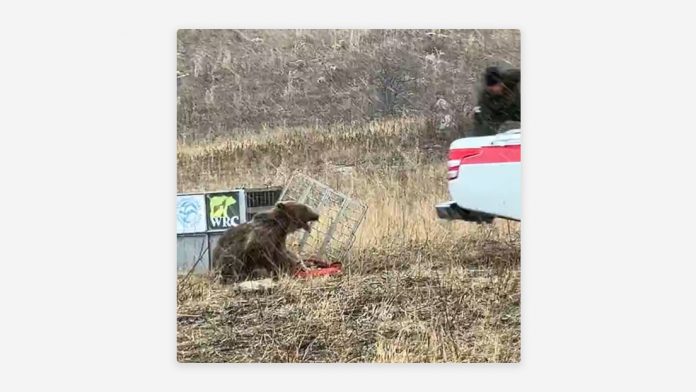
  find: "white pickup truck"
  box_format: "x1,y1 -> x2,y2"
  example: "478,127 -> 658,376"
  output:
435,129 -> 521,223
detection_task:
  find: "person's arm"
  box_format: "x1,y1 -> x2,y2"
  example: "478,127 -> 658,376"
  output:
472,103 -> 498,137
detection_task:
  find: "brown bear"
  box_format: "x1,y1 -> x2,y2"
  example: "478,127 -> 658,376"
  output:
211,201 -> 320,283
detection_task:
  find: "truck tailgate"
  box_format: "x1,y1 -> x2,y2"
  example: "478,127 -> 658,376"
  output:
446,130 -> 521,221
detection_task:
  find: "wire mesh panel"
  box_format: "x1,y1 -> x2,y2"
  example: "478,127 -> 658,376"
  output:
279,172 -> 368,263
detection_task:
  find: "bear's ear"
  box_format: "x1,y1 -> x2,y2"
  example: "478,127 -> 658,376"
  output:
276,202 -> 286,210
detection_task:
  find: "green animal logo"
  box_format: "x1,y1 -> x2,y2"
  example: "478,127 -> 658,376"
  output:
209,195 -> 236,219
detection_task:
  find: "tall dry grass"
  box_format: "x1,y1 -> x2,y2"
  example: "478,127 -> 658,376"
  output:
177,117 -> 520,362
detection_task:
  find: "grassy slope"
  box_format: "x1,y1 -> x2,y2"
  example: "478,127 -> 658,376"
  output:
177,29 -> 520,140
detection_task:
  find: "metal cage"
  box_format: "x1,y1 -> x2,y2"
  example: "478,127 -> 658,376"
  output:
279,172 -> 368,263
244,186 -> 283,222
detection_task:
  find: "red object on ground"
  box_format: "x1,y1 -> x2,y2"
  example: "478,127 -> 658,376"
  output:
294,259 -> 343,278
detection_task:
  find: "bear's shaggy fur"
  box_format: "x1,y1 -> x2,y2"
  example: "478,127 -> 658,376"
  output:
211,201 -> 320,283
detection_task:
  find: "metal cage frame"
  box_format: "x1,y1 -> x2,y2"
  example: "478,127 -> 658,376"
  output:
278,171 -> 368,263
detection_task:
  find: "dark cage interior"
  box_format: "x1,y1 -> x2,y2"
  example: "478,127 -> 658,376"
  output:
244,186 -> 284,221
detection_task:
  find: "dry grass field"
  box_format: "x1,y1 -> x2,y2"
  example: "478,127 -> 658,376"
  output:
176,117 -> 520,362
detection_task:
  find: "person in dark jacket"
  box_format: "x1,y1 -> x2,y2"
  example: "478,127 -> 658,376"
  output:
471,66 -> 521,136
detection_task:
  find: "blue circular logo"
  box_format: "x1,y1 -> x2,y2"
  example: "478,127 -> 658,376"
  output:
177,197 -> 203,231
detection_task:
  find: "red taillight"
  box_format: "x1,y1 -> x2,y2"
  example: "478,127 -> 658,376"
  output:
447,148 -> 481,180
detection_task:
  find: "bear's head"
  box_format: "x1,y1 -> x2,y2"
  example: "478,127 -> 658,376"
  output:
275,201 -> 320,233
